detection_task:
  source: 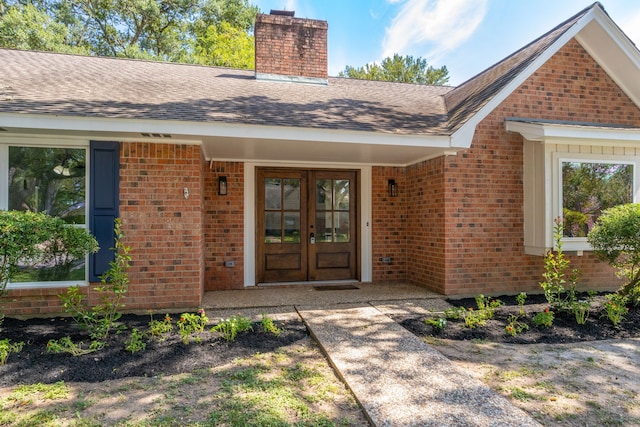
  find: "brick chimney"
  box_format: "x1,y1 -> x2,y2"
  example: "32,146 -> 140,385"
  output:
254,10 -> 328,85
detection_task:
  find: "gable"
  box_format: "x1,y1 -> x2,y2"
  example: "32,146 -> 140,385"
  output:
505,38 -> 640,126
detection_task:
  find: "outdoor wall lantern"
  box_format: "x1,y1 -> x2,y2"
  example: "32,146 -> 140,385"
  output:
388,179 -> 398,197
219,176 -> 228,195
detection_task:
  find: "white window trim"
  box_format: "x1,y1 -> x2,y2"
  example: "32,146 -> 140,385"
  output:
553,152 -> 639,252
0,137 -> 91,289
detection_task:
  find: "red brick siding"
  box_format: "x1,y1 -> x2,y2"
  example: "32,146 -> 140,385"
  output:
372,167 -> 406,281
117,142 -> 204,309
406,157 -> 447,293
4,142 -> 206,316
254,13 -> 328,79
204,161 -> 244,290
438,39 -> 639,296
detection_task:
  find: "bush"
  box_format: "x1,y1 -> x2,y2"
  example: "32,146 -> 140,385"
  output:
588,203 -> 640,304
0,211 -> 98,324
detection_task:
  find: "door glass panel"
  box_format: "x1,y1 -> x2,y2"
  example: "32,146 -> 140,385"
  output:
284,212 -> 300,243
334,211 -> 350,242
265,178 -> 281,210
316,211 -> 333,243
334,180 -> 350,210
283,179 -> 300,210
265,211 -> 282,243
316,179 -> 332,209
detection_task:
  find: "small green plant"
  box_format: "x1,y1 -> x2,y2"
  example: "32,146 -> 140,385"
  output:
0,338 -> 24,365
124,328 -> 146,353
425,317 -> 447,332
46,336 -> 104,356
177,308 -> 209,344
260,314 -> 281,336
571,299 -> 591,325
212,314 -> 253,341
443,306 -> 466,320
148,312 -> 174,338
532,308 -> 554,328
58,218 -> 130,341
505,315 -> 529,337
603,293 -> 629,326
540,219 -> 580,309
463,308 -> 487,329
516,292 -> 527,315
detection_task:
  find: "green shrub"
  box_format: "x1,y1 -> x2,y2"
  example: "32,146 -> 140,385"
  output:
177,309 -> 209,344
0,211 -> 98,324
540,219 -> 580,309
532,309 -> 554,328
588,203 -> 640,304
212,314 -> 253,341
124,328 -> 146,353
260,314 -> 281,336
603,293 -> 629,326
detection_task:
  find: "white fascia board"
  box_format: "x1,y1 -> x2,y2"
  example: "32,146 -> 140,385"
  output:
449,9 -> 595,149
0,112 -> 452,148
506,120 -> 640,144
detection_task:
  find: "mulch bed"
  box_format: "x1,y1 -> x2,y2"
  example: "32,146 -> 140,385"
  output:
399,293 -> 640,344
4,293 -> 640,388
0,314 -> 307,387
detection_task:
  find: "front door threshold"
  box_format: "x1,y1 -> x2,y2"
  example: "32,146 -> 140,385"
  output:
257,280 -> 359,287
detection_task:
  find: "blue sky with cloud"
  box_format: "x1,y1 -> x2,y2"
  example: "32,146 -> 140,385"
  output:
253,0 -> 640,85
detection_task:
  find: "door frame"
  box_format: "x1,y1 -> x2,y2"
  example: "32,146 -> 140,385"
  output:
244,162 -> 372,287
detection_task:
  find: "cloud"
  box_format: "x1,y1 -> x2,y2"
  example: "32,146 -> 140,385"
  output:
382,0 -> 488,62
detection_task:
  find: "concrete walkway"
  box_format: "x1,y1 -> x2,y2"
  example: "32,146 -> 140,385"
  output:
298,305 -> 541,427
203,283 -> 541,426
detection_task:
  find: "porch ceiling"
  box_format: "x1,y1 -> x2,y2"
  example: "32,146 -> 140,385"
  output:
201,134 -> 454,166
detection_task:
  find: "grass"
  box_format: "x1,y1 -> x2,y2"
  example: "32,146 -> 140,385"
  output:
0,340 -> 365,426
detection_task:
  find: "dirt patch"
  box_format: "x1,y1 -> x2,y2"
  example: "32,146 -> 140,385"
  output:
0,314 -> 369,426
397,294 -> 640,426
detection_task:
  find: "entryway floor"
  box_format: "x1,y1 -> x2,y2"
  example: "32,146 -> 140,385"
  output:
202,283 -> 541,426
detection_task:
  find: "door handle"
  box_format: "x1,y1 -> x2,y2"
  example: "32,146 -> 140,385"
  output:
310,232 -> 315,245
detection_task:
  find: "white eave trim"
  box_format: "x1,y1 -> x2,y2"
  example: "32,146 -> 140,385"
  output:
0,112 -> 452,148
505,119 -> 640,144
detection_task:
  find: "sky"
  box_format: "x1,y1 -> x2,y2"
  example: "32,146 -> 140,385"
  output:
252,0 -> 640,85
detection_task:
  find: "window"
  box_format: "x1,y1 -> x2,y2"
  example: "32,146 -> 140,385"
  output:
507,118 -> 640,255
561,161 -> 633,237
2,144 -> 88,286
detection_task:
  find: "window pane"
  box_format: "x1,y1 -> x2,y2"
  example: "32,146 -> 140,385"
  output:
284,212 -> 300,243
9,147 -> 86,224
265,178 -> 281,210
316,179 -> 332,210
562,162 -> 633,237
316,211 -> 333,242
334,180 -> 350,210
283,179 -> 300,210
265,211 -> 282,243
334,211 -> 350,242
11,256 -> 87,283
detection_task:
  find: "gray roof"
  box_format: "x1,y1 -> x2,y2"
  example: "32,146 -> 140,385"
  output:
0,3 -> 606,137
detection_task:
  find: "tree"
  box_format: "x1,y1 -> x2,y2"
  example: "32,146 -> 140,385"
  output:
588,203 -> 640,303
339,53 -> 449,85
0,3 -> 86,53
194,20 -> 254,68
0,0 -> 258,67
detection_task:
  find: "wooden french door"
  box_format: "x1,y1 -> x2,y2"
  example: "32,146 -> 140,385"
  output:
256,168 -> 358,283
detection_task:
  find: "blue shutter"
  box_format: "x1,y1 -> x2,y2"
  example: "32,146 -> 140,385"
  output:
89,141 -> 120,281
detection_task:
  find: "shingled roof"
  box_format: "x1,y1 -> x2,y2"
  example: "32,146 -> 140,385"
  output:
0,49 -> 452,136
0,1 -> 631,145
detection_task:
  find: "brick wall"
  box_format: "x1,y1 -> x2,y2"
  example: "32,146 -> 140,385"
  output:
406,157 -> 447,293
372,166 -> 406,281
204,161 -> 244,290
435,38 -> 640,296
254,13 -> 328,79
117,142 -> 204,310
